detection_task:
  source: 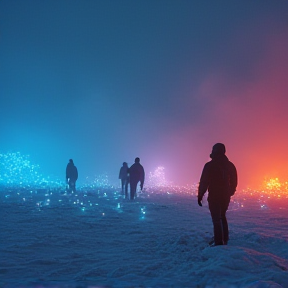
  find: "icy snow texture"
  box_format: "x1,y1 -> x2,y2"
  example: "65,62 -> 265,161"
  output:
0,188 -> 287,288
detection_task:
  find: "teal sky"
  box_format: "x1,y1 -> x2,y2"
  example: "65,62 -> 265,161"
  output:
1,1 -> 288,187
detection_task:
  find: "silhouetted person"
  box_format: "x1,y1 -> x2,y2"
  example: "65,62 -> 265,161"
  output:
129,157 -> 145,200
119,162 -> 129,198
66,159 -> 78,193
198,143 -> 237,246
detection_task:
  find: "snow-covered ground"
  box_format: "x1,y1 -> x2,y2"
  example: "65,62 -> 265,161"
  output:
1,186 -> 287,288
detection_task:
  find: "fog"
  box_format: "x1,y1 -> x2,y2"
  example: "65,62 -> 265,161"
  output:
1,1 -> 288,189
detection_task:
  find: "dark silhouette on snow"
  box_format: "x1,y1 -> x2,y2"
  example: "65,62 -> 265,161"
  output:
119,162 -> 129,198
129,157 -> 145,200
66,159 -> 78,193
198,143 -> 237,246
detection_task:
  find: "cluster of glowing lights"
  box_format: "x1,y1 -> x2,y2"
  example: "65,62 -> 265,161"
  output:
2,187 -> 151,221
0,152 -> 114,189
147,166 -> 168,187
0,152 -> 196,196
140,206 -> 146,220
144,184 -> 197,197
244,177 -> 288,200
1,152 -> 287,215
230,177 -> 288,211
82,174 -> 112,189
265,178 -> 282,190
263,177 -> 288,194
0,152 -> 54,188
145,166 -> 199,196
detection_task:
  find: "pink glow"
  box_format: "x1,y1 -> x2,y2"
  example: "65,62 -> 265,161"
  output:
143,30 -> 288,189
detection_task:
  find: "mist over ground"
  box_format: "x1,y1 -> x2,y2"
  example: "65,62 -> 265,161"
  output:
1,1 -> 288,189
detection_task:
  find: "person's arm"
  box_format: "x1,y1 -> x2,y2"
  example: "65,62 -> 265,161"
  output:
198,163 -> 210,205
140,166 -> 145,190
66,165 -> 69,182
229,163 -> 237,196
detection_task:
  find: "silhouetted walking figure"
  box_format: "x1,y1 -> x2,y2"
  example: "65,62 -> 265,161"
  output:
129,157 -> 145,200
119,162 -> 129,198
198,143 -> 237,246
66,159 -> 78,193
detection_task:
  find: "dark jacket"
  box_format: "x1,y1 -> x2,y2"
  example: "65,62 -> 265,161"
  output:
119,165 -> 129,180
66,162 -> 78,181
198,154 -> 237,201
129,162 -> 145,185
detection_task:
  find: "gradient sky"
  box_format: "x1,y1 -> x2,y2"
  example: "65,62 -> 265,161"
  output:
1,1 -> 288,188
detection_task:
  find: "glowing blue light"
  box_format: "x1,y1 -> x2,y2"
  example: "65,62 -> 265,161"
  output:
0,152 -> 61,189
140,206 -> 146,220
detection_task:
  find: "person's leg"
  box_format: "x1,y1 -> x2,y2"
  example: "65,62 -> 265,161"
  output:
130,181 -> 138,200
121,179 -> 124,194
124,179 -> 129,199
208,200 -> 224,245
221,197 -> 231,245
221,215 -> 228,245
69,180 -> 76,193
68,179 -> 75,192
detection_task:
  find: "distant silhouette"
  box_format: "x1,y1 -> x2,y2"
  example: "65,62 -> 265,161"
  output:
119,162 -> 129,198
66,159 -> 78,193
198,143 -> 237,246
129,157 -> 145,200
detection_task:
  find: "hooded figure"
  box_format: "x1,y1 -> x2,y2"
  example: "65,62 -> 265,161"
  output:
119,162 -> 129,198
198,143 -> 237,246
129,157 -> 145,200
66,159 -> 78,193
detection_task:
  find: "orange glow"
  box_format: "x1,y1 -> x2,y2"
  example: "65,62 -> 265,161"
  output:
244,177 -> 288,200
264,178 -> 282,191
